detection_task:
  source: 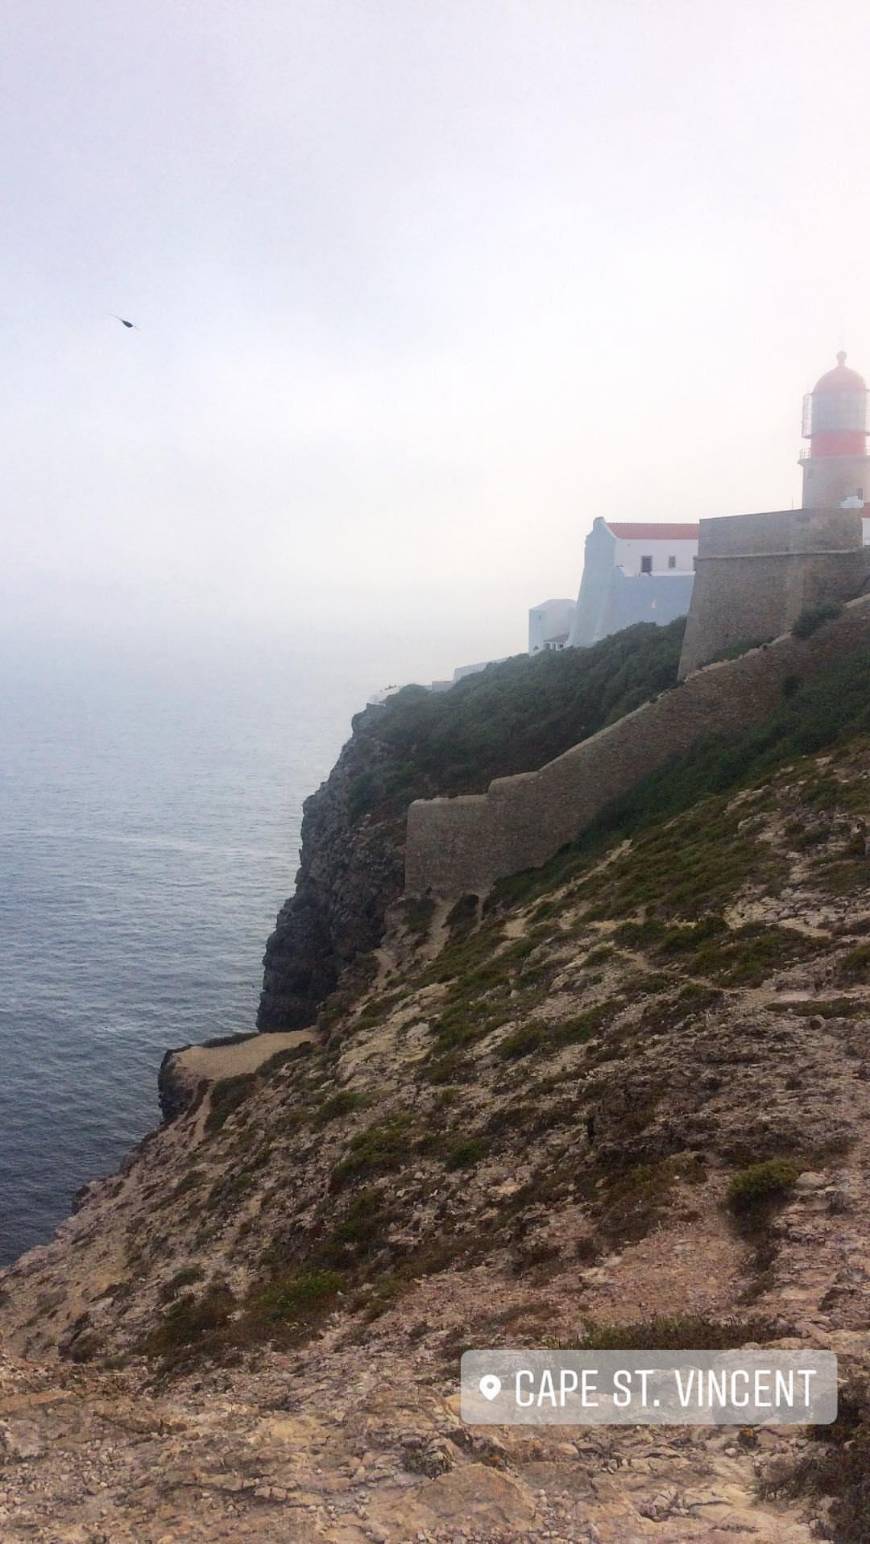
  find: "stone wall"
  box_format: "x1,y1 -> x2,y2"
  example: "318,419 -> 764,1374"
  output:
404,593 -> 870,897
677,507 -> 869,678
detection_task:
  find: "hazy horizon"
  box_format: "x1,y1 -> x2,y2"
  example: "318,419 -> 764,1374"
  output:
5,0 -> 870,684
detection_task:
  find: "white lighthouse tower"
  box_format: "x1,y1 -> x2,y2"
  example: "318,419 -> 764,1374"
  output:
800,352 -> 870,509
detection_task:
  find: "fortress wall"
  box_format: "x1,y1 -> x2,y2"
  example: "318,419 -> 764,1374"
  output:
404,593 -> 870,897
678,549 -> 870,677
697,507 -> 859,556
677,508 -> 869,678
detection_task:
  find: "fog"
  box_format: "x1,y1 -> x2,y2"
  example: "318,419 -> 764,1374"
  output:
4,0 -> 870,684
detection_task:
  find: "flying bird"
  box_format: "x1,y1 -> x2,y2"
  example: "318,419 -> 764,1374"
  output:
112,316 -> 139,330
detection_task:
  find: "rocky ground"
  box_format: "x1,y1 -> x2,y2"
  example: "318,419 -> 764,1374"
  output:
2,729 -> 869,1541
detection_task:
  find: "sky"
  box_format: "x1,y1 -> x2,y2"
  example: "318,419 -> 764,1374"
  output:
4,0 -> 870,683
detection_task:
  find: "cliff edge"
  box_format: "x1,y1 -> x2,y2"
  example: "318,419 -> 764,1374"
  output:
258,620 -> 685,1028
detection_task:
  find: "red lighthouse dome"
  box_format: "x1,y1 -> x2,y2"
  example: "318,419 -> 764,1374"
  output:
803,351 -> 868,458
813,351 -> 866,393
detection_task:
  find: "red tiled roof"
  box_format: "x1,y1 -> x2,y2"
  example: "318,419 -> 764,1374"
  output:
605,522 -> 700,540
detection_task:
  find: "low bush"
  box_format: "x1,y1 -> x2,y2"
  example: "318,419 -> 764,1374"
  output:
841,942 -> 870,981
313,1089 -> 367,1126
552,1004 -> 613,1046
158,1265 -> 205,1303
592,1159 -> 679,1246
330,1114 -> 414,1189
727,1159 -> 801,1219
403,894 -> 437,937
205,1075 -> 256,1135
319,1189 -> 392,1267
255,1269 -> 343,1327
792,602 -> 842,639
144,1284 -> 235,1359
444,1136 -> 488,1170
497,1023 -> 546,1060
578,1313 -> 775,1351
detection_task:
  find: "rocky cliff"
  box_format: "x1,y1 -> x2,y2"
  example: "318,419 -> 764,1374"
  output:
258,620 -> 686,1029
2,644 -> 870,1541
257,718 -> 406,1029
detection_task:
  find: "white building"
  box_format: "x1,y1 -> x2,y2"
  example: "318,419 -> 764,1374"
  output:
528,598 -> 577,654
568,519 -> 698,648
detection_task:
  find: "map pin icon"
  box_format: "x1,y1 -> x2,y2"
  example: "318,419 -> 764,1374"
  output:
479,1373 -> 502,1401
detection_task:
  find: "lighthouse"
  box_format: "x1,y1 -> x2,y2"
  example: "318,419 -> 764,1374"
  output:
800,352 -> 870,509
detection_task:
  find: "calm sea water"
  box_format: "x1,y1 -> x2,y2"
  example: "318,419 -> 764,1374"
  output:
0,646 -> 369,1267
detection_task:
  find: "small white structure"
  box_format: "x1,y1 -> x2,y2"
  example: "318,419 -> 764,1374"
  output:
528,598 -> 577,655
569,519 -> 698,648
452,658 -> 508,682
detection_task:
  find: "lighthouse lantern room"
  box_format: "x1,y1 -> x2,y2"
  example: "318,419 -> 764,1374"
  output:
801,352 -> 870,509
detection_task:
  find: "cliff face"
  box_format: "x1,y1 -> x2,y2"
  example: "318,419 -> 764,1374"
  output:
258,620 -> 686,1029
257,720 -> 406,1028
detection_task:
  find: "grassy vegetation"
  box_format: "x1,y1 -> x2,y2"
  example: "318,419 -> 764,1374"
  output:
444,1136 -> 489,1170
346,619 -> 686,822
445,893 -> 480,936
312,1089 -> 367,1126
317,1189 -> 395,1268
777,997 -> 864,1018
577,1313 -> 775,1351
791,601 -> 843,639
489,646 -> 870,914
158,1265 -> 205,1303
841,942 -> 870,981
204,1074 -> 257,1135
497,1023 -> 546,1060
755,1376 -> 870,1541
402,894 -> 438,937
589,1155 -> 695,1247
255,1269 -> 343,1326
330,1114 -> 415,1190
144,1283 -> 235,1360
145,1265 -> 347,1370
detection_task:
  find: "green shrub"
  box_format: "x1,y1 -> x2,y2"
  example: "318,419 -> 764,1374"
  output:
260,1041 -> 313,1077
446,893 -> 480,934
319,1190 -> 391,1266
706,636 -> 774,664
330,1115 -> 414,1189
256,1269 -> 343,1326
727,1159 -> 801,1217
419,1049 -> 468,1085
445,1136 -> 488,1170
158,1265 -> 205,1303
691,924 -> 807,986
205,1074 -> 256,1135
552,1004 -> 613,1046
145,1284 -> 234,1358
841,942 -> 870,980
578,1314 -> 775,1351
497,1023 -> 546,1060
792,602 -> 843,639
593,1159 -> 678,1245
312,1089 -> 367,1126
403,894 -> 437,937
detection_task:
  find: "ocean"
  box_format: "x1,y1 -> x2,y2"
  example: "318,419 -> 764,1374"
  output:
0,645 -> 371,1268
